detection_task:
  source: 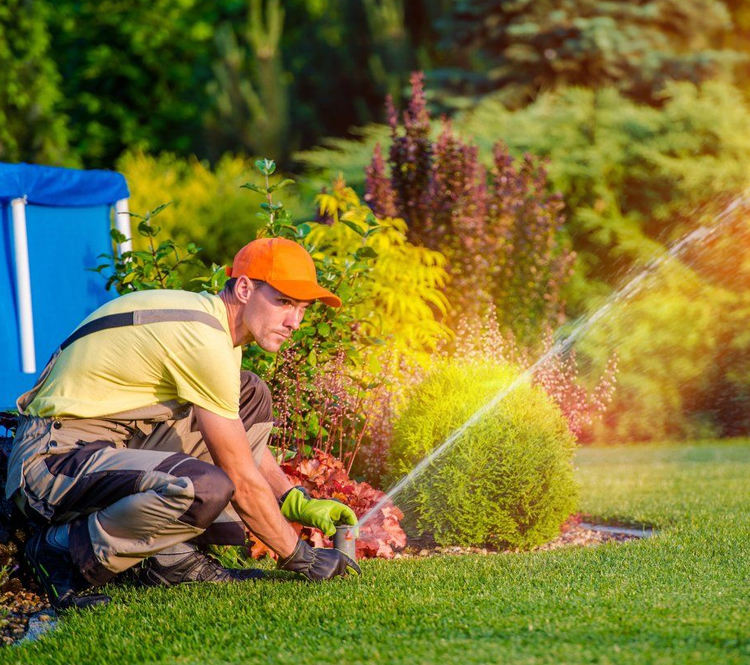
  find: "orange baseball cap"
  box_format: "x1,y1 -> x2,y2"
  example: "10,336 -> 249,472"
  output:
227,238 -> 342,307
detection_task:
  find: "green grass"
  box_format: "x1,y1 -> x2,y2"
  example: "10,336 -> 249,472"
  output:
5,440 -> 750,665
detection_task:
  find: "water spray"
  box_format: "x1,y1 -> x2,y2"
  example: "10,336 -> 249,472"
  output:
358,196 -> 747,528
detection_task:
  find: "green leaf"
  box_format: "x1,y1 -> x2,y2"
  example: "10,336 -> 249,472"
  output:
308,350 -> 317,367
306,412 -> 320,436
255,158 -> 276,175
317,322 -> 331,337
137,220 -> 156,237
149,202 -> 173,218
340,219 -> 366,236
268,178 -> 295,193
240,182 -> 267,195
110,228 -> 127,243
355,246 -> 378,260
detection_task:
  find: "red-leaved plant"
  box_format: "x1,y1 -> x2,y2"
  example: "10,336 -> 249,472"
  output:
366,72 -> 575,344
249,449 -> 407,560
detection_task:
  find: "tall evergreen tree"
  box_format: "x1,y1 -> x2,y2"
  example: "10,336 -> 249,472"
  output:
438,0 -> 741,108
204,0 -> 289,161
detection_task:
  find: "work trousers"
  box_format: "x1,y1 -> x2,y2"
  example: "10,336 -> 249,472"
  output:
9,371 -> 272,585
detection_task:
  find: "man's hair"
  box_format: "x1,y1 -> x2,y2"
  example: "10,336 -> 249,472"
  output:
222,277 -> 265,294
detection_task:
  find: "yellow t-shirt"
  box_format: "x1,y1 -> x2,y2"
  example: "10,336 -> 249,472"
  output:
26,290 -> 242,420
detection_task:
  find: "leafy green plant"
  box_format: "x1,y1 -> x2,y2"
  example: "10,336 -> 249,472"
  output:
239,159 -> 392,463
93,203 -> 203,294
389,361 -> 578,549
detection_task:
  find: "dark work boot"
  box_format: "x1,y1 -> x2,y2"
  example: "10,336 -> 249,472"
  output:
129,543 -> 265,587
24,528 -> 111,611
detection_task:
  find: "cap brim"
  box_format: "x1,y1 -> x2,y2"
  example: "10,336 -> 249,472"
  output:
266,280 -> 342,308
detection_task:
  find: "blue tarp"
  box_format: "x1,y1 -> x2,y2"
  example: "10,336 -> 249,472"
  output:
0,162 -> 129,206
0,163 -> 129,408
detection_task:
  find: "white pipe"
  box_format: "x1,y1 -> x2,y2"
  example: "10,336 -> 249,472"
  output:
114,198 -> 133,255
11,197 -> 36,374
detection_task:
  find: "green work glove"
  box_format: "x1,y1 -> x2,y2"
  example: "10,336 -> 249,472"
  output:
280,486 -> 357,537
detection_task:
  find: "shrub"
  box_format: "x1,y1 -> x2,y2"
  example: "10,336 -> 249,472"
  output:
310,174 -> 451,356
580,256 -> 735,443
364,73 -> 575,341
389,361 -> 578,549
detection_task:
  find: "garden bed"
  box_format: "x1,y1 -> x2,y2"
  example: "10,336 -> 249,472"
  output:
396,513 -> 652,559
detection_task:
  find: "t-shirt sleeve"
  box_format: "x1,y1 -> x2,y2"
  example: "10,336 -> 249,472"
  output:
167,344 -> 240,419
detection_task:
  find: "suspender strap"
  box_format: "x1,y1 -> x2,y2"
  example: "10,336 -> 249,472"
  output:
60,308 -> 226,351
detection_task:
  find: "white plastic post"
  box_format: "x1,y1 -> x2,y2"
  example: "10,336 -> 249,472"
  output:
11,197 -> 36,374
114,198 -> 133,255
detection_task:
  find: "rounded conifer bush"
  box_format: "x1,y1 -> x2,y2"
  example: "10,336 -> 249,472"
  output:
389,361 -> 578,549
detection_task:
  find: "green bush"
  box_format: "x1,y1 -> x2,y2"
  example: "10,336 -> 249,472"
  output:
389,362 -> 578,549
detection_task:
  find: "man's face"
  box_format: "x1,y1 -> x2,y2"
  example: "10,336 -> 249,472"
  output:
241,282 -> 311,352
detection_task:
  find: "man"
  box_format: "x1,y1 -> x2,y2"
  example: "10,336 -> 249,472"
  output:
6,237 -> 360,611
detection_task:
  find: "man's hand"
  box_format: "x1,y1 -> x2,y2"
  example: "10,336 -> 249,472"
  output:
280,486 -> 357,537
277,538 -> 361,581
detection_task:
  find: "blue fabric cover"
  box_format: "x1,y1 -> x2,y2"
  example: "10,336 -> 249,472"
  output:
0,162 -> 129,206
0,163 -> 124,408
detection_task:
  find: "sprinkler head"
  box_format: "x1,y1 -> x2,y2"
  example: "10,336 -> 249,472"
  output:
333,524 -> 358,560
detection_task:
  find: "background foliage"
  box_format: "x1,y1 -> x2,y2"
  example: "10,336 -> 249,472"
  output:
0,0 -> 70,164
6,0 -> 750,462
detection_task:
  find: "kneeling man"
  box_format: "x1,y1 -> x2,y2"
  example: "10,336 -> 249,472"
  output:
6,238 -> 359,610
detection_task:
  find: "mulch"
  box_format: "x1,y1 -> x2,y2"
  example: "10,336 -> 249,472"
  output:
396,513 -> 646,559
0,540 -> 50,646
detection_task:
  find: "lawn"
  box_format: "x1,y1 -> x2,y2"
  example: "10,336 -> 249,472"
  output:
4,441 -> 749,665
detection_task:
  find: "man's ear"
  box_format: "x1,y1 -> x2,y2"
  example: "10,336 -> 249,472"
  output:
234,275 -> 253,303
